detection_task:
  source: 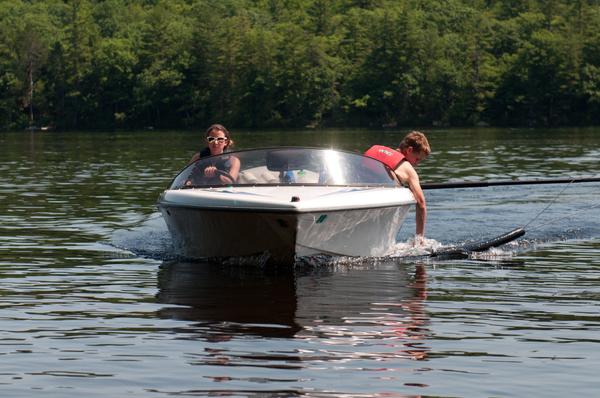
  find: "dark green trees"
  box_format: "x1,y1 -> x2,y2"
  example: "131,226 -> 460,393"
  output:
1,0 -> 599,130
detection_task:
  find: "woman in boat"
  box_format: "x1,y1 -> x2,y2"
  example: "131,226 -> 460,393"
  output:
187,124 -> 240,185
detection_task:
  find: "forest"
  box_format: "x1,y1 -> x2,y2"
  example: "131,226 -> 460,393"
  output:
1,0 -> 600,130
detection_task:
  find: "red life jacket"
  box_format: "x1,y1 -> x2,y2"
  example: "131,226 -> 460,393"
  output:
364,145 -> 405,170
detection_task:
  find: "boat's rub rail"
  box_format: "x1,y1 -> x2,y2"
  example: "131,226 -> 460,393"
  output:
158,200 -> 414,214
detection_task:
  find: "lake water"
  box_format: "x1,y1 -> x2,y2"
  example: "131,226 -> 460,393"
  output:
1,128 -> 600,397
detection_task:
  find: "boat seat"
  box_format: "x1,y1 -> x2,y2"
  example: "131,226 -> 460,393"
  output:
237,166 -> 319,184
237,166 -> 280,184
288,169 -> 319,183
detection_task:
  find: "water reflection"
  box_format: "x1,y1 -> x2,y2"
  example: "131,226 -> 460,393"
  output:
294,263 -> 430,362
156,261 -> 301,338
156,260 -> 430,361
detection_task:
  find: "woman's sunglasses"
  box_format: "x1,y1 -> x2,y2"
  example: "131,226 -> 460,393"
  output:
206,136 -> 228,143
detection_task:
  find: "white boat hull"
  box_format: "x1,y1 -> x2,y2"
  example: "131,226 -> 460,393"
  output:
159,186 -> 414,264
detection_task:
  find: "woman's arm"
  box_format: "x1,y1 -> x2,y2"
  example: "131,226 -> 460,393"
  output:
218,156 -> 240,184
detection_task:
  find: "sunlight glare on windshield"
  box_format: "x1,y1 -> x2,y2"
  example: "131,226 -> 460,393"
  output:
323,150 -> 344,183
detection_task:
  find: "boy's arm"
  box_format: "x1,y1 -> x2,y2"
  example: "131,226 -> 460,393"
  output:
395,163 -> 427,239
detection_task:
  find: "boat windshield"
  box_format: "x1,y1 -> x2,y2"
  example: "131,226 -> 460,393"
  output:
169,147 -> 398,189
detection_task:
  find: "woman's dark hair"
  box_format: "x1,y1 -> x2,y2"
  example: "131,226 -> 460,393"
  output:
206,124 -> 234,149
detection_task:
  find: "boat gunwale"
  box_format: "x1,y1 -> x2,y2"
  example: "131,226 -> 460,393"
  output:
157,201 -> 413,214
176,182 -> 399,189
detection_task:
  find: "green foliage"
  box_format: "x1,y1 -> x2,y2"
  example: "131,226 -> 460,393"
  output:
0,0 -> 599,130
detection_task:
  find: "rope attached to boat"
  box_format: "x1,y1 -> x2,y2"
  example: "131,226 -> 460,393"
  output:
526,201 -> 600,232
521,180 -> 574,230
436,177 -> 600,255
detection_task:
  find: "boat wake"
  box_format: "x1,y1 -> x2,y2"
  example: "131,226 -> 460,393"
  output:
386,236 -> 444,257
108,212 -> 597,267
110,212 -> 175,260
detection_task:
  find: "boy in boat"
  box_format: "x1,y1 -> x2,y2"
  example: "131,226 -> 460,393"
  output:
365,131 -> 431,244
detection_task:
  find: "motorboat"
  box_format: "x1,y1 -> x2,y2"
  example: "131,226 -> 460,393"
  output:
157,147 -> 416,264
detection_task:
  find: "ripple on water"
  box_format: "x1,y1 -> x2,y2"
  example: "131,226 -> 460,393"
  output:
1,129 -> 600,397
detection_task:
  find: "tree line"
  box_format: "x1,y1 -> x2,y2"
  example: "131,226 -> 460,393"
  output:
1,0 -> 600,131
